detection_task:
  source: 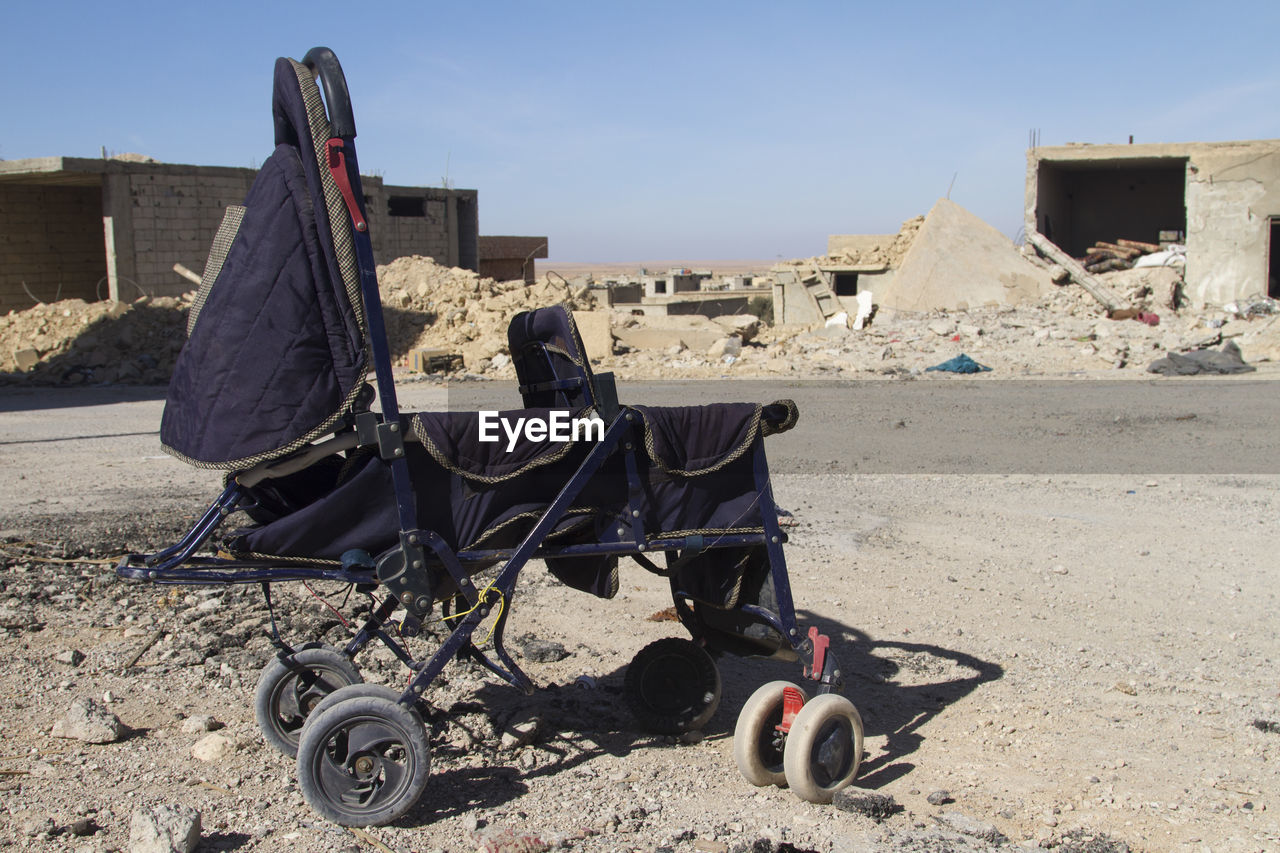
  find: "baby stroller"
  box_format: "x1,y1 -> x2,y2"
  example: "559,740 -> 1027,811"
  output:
117,47 -> 864,827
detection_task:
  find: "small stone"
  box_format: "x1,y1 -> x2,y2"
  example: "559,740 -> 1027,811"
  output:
1042,813 -> 1059,827
499,714 -> 541,751
520,639 -> 568,663
927,320 -> 955,336
68,817 -> 96,836
707,337 -> 743,359
933,812 -> 1005,843
190,733 -> 236,762
180,714 -> 223,734
129,804 -> 201,853
1051,564 -> 1069,575
926,790 -> 952,805
54,649 -> 86,666
52,697 -> 125,743
14,348 -> 40,371
1113,682 -> 1137,696
694,841 -> 728,853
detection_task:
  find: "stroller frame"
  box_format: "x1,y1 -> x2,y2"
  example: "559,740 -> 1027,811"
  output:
117,47 -> 860,826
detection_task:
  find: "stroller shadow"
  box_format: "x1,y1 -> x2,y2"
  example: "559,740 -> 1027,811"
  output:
402,611 -> 1002,823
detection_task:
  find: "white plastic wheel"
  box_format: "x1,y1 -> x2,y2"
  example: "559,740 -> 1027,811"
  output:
782,693 -> 864,803
733,680 -> 808,787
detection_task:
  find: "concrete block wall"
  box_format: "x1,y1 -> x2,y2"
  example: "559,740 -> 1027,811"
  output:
1,157 -> 482,311
363,182 -> 479,271
0,184 -> 104,309
128,166 -> 255,298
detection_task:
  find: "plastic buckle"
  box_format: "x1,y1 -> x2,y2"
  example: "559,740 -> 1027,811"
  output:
804,626 -> 830,681
777,685 -> 806,734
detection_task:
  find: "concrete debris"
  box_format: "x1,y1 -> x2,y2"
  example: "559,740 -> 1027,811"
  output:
51,696 -> 125,743
1,296 -> 187,384
189,732 -> 236,761
178,714 -> 223,734
377,255 -> 597,370
128,804 -> 201,853
54,648 -> 86,666
499,712 -> 542,751
880,199 -> 1055,312
830,790 -> 902,822
819,214 -> 925,267
931,811 -> 1008,844
520,638 -> 568,663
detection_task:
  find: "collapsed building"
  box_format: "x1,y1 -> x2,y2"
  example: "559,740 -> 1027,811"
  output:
1026,139 -> 1280,307
0,155 -> 482,312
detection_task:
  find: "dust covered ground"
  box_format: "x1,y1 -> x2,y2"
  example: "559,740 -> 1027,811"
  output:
1,380 -> 1278,853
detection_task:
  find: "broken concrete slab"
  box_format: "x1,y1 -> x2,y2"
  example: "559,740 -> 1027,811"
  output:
571,310 -> 612,360
878,199 -> 1056,312
611,315 -> 725,352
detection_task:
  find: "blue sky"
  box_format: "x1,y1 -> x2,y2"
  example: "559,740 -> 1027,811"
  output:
3,1 -> 1278,261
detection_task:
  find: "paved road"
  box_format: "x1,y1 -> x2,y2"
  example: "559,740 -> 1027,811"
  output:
2,377 -> 1277,522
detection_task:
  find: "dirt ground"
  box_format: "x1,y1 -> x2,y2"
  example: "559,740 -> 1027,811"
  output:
1,380 -> 1278,853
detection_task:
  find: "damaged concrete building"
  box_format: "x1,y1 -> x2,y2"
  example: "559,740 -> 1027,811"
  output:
0,156 -> 481,312
1026,139 -> 1280,307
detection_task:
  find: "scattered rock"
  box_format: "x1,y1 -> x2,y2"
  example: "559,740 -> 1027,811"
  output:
1252,719 -> 1280,734
190,733 -> 236,762
179,714 -> 224,734
54,648 -> 86,666
129,804 -> 201,853
926,789 -> 952,805
67,817 -> 97,836
707,336 -> 743,359
520,638 -> 568,663
1113,682 -> 1137,696
932,811 -> 1007,844
471,825 -> 552,853
51,696 -> 125,743
500,713 -> 541,751
831,790 -> 902,822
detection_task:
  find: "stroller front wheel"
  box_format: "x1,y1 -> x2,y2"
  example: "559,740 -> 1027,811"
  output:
624,637 -> 721,735
297,694 -> 430,827
782,693 -> 864,803
733,680 -> 809,787
254,644 -> 363,757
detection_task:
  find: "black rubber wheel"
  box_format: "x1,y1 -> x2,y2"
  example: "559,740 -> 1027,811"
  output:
306,683 -> 410,725
733,680 -> 809,787
782,693 -> 864,803
624,637 -> 721,735
297,695 -> 431,827
254,645 -> 362,758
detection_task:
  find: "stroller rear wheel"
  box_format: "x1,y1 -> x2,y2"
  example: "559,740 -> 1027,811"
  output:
297,694 -> 430,827
624,637 -> 721,735
733,680 -> 809,787
255,644 -> 362,757
782,693 -> 864,803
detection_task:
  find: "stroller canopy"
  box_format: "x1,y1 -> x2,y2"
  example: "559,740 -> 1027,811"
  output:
161,57 -> 368,470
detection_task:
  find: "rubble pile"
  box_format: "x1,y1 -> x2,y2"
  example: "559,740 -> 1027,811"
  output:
591,264 -> 1280,379
377,255 -> 597,369
790,214 -> 925,269
0,296 -> 188,385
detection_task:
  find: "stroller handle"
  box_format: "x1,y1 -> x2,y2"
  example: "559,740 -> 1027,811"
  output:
302,46 -> 357,139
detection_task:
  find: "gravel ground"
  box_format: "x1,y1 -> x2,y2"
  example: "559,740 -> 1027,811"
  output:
1,383 -> 1277,853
